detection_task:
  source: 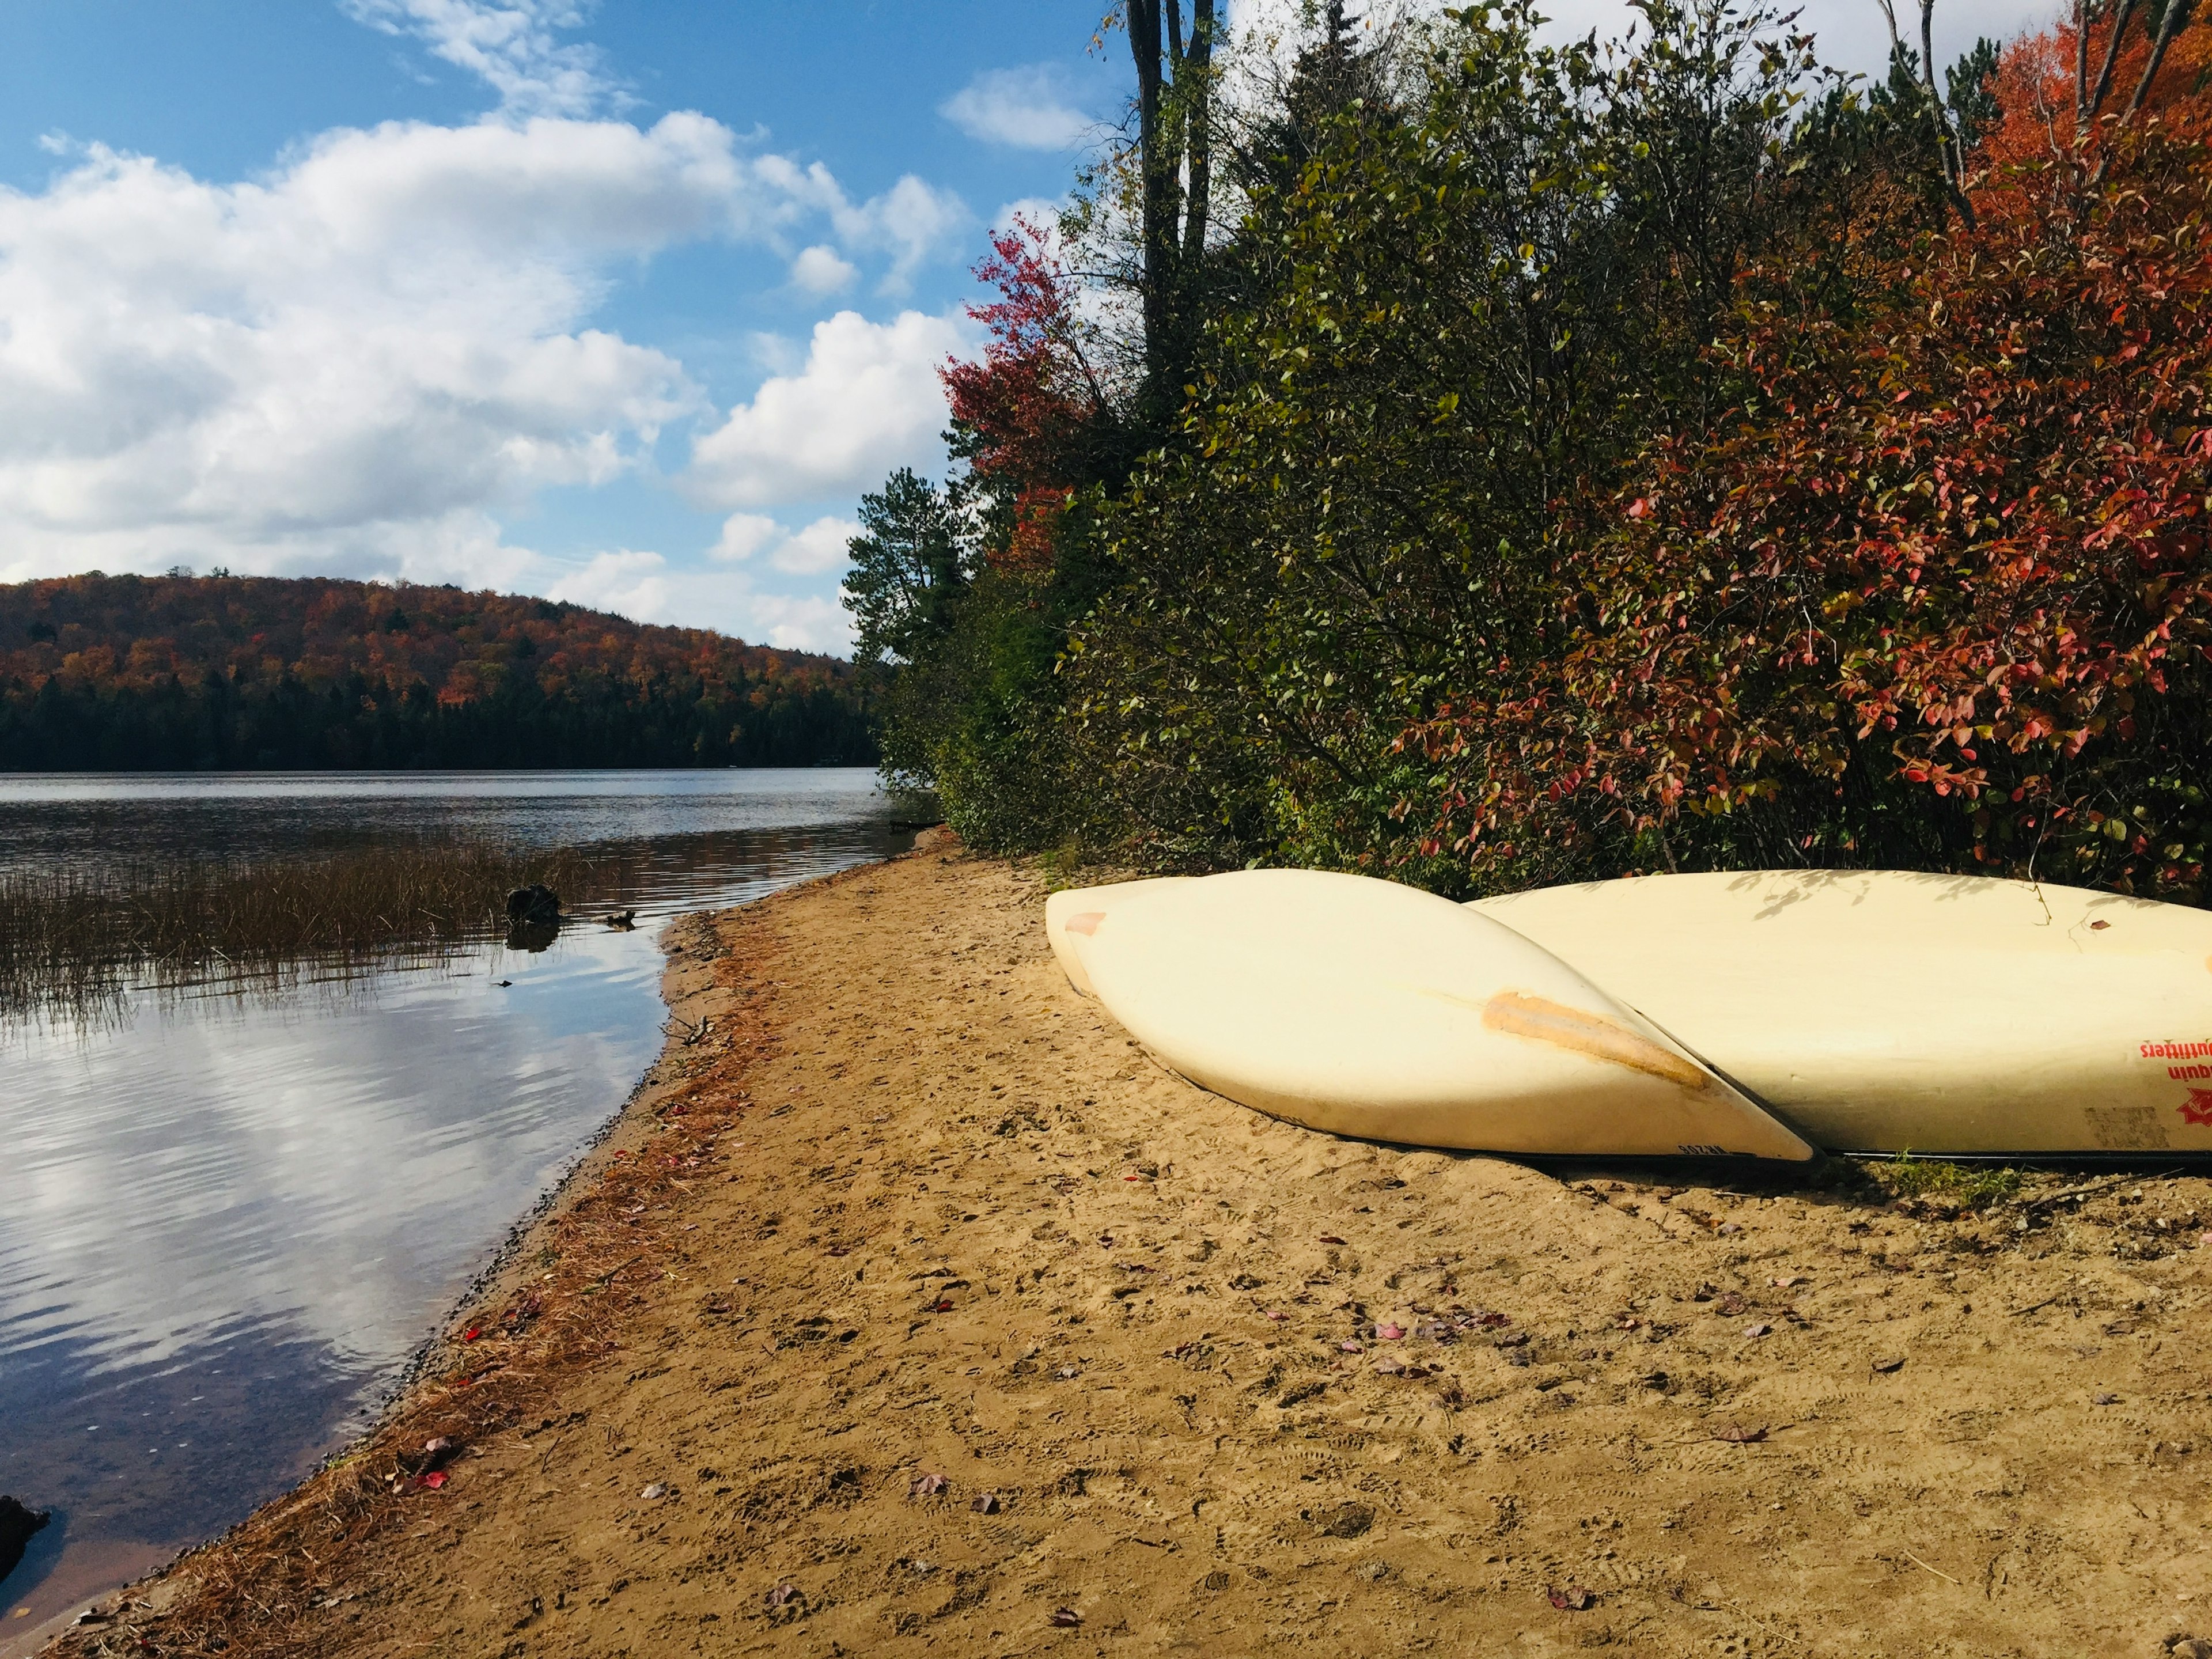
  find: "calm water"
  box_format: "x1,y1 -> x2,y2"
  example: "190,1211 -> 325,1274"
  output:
0,771 -> 910,1634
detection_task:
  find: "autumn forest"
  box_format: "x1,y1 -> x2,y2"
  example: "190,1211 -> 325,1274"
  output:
843,0 -> 2212,903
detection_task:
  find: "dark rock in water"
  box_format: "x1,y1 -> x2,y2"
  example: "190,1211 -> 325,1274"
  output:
0,1494 -> 51,1585
504,884 -> 561,925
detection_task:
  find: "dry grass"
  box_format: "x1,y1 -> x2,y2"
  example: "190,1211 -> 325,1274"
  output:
0,840 -> 608,1021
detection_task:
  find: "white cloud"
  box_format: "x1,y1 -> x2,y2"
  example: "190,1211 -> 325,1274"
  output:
771,515 -> 859,574
789,243 -> 857,294
941,65 -> 1094,150
707,512 -> 859,575
685,309 -> 974,511
544,546 -> 669,618
708,511 -> 785,563
751,156 -> 969,293
1226,0 -> 2039,81
342,0 -> 618,119
735,588 -> 853,653
543,543 -> 854,652
993,194 -> 1067,238
0,112 -> 974,596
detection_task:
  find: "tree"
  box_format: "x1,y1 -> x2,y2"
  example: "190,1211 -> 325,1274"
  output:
1120,0 -> 1219,410
842,468 -> 968,668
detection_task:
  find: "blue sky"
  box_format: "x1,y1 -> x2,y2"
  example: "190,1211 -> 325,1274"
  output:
0,0 -> 2036,654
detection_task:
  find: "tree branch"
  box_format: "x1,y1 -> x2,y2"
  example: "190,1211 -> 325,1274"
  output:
2084,0 -> 2139,122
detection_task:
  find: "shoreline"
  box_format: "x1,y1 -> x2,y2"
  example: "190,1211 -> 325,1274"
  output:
35,831 -> 2212,1656
6,856 -> 860,1658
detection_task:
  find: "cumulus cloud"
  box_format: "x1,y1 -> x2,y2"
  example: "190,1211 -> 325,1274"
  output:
940,65 -> 1094,149
789,243 -> 857,294
748,156 -> 969,293
538,541 -> 852,651
685,309 -> 973,511
709,513 -> 859,575
544,546 -> 670,618
709,512 -> 785,563
342,0 -> 617,119
772,516 -> 859,574
0,119 -> 744,569
0,107 -> 975,603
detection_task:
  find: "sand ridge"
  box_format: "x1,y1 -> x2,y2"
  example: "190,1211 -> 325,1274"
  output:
48,835 -> 2212,1657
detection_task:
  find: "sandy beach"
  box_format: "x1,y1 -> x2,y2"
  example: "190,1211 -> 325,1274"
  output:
39,832 -> 2212,1657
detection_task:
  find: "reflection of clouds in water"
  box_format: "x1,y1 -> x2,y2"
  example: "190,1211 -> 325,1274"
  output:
0,773 -> 907,1620
0,923 -> 659,1378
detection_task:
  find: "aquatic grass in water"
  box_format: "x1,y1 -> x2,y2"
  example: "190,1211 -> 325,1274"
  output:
0,840 -> 611,1021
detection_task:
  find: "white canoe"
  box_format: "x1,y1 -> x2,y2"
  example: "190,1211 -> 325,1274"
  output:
1046,877 -> 1190,998
1472,870 -> 2212,1155
1049,869 -> 1814,1161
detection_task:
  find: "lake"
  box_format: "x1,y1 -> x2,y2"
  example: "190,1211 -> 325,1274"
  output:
0,770 -> 911,1638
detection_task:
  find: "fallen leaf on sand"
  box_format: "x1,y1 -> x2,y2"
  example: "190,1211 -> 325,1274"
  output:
972,1491 -> 1003,1514
1873,1357 -> 1906,1374
1770,1275 -> 1805,1288
1743,1322 -> 1772,1338
910,1472 -> 949,1498
1548,1585 -> 1596,1610
640,1483 -> 668,1501
1376,1322 -> 1406,1340
766,1583 -> 801,1610
1319,1234 -> 1348,1245
2093,1392 -> 2121,1405
1050,1607 -> 1084,1627
1713,1423 -> 1768,1444
461,1328 -> 481,1343
1264,1310 -> 1289,1323
418,1470 -> 448,1490
1340,1340 -> 1364,1353
1055,1363 -> 1082,1380
928,1298 -> 954,1313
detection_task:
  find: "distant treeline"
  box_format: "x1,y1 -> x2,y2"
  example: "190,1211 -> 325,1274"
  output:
0,574 -> 874,770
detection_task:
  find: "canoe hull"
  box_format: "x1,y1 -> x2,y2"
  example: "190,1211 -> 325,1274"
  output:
1473,870 -> 2212,1156
1054,870 -> 1814,1161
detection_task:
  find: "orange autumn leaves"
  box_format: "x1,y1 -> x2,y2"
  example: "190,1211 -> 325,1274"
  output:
1401,7 -> 2212,899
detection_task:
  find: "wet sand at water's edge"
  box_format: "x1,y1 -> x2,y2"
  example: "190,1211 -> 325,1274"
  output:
39,831 -> 2212,1657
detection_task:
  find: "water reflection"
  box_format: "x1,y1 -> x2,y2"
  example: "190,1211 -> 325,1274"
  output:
0,771 -> 908,1634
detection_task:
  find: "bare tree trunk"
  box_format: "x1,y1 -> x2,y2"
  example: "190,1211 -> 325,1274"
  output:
1124,0 -> 1216,397
2084,0 -> 2141,121
2090,0 -> 2189,185
1184,0 -> 1216,276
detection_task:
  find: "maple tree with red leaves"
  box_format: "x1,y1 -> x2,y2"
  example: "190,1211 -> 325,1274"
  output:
940,216 -> 1113,574
1391,8 -> 2212,898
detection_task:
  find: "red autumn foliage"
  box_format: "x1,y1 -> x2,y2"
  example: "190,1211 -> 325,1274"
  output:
940,217 -> 1104,571
0,572 -> 842,705
1401,12 -> 2212,899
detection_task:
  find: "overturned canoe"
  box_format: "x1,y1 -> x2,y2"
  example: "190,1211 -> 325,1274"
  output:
1048,869 -> 1813,1161
1472,870 -> 2212,1156
1046,877 -> 1190,998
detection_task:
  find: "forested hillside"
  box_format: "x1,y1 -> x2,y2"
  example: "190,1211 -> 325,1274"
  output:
847,0 -> 2212,904
0,574 -> 873,770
